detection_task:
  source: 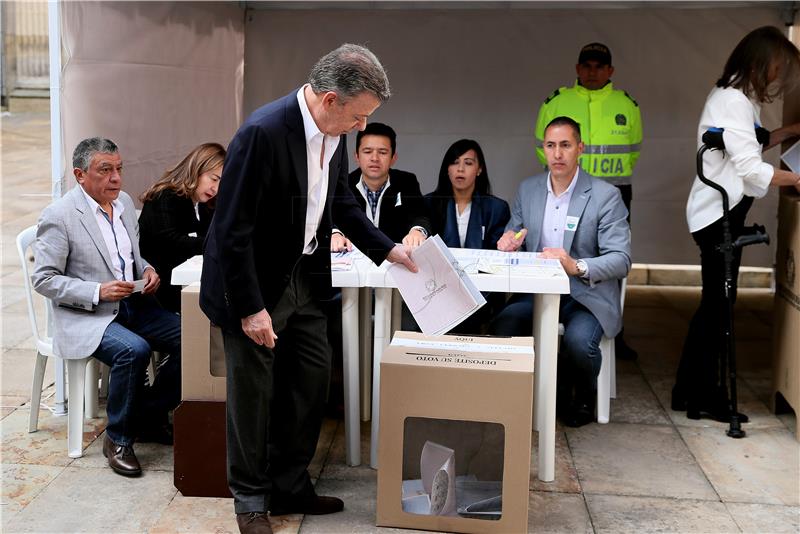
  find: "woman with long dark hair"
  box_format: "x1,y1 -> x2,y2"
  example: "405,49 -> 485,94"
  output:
425,139 -> 510,249
139,142 -> 226,312
673,26 -> 800,422
419,139 -> 509,334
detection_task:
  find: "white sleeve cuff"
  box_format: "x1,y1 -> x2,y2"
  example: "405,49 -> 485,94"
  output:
410,226 -> 429,238
93,283 -> 101,305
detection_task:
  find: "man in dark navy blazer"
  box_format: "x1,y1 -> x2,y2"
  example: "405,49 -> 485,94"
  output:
331,122 -> 430,249
200,44 -> 416,534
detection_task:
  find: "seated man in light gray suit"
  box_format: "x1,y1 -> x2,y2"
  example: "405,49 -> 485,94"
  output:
492,116 -> 630,427
33,137 -> 181,477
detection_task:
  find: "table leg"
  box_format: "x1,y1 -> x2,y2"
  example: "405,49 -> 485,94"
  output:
533,293 -> 560,482
341,287 -> 361,467
370,287 -> 393,469
391,288 -> 402,331
359,287 -> 372,422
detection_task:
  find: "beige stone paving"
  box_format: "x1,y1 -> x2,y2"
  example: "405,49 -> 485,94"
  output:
2,111 -> 799,533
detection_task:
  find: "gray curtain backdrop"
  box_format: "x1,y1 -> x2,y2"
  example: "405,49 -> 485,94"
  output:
243,5 -> 787,266
60,2 -> 244,201
60,2 -> 792,266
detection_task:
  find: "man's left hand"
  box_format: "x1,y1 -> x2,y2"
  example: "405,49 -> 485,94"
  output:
401,228 -> 427,247
541,247 -> 580,276
142,267 -> 160,294
386,245 -> 418,273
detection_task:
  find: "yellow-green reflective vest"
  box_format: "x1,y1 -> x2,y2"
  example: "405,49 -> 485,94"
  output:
535,81 -> 642,185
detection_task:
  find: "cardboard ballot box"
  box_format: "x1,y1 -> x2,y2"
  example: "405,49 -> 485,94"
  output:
773,190 -> 800,441
181,283 -> 227,401
376,332 -> 534,534
174,284 -> 230,497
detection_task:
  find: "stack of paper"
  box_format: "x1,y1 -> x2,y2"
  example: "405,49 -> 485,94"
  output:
388,235 -> 486,335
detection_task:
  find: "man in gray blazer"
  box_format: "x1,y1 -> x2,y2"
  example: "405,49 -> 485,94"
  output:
493,116 -> 630,427
33,137 -> 181,476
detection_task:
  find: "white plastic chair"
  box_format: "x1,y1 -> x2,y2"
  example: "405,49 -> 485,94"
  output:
559,277 -> 626,424
17,224 -> 104,458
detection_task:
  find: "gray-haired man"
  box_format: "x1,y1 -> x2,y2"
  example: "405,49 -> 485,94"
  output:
33,138 -> 181,477
200,44 -> 416,533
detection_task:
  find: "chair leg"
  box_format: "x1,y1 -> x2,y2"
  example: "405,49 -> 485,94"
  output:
54,358 -> 67,415
597,337 -> 612,424
28,353 -> 48,433
66,358 -> 89,458
99,363 -> 109,399
610,342 -> 617,399
84,360 -> 99,419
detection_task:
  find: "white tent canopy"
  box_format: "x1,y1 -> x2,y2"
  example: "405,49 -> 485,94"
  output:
49,1 -> 798,266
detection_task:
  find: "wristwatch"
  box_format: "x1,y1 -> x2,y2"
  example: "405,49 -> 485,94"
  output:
411,226 -> 429,238
575,259 -> 588,277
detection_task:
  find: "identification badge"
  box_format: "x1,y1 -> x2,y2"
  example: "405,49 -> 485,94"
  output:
565,216 -> 580,232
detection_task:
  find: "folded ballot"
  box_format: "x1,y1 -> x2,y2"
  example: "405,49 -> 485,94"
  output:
401,441 -> 457,516
388,235 -> 485,335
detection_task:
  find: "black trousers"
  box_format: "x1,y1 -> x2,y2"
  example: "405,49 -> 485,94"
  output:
222,256 -> 331,514
674,196 -> 753,407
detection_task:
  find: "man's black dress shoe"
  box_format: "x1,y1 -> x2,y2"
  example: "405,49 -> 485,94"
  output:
615,336 -> 638,361
137,423 -> 174,445
236,512 -> 273,534
270,494 -> 344,516
563,403 -> 595,428
671,386 -> 687,411
103,435 -> 142,477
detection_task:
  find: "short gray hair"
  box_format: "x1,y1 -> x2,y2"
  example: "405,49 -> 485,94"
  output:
308,43 -> 391,103
72,137 -> 119,171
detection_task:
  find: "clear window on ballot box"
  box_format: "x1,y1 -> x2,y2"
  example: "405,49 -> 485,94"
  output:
401,417 -> 504,520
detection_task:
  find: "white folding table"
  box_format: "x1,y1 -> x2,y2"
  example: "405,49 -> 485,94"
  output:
171,251 -> 569,482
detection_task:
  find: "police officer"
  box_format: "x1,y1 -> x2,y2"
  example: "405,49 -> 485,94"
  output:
535,42 -> 642,360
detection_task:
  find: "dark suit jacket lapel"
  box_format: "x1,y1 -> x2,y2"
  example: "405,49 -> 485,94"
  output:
465,194 -> 484,249
72,186 -> 116,274
285,92 -> 309,210
563,171 -> 592,253
442,199 -> 460,248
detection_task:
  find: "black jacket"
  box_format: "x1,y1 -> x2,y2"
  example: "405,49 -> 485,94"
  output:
345,168 -> 431,243
138,189 -> 213,312
200,89 -> 395,330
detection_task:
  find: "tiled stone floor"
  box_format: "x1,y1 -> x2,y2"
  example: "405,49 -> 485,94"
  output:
2,111 -> 799,533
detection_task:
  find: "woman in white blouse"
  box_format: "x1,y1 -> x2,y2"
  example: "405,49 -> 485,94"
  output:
673,26 -> 800,422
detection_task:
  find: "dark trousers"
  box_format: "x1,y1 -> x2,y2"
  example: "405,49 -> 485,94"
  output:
490,294 -> 604,402
223,256 -> 331,515
674,197 -> 753,407
615,184 -> 632,221
92,295 -> 181,446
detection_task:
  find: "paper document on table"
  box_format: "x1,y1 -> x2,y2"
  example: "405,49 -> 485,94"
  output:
330,248 -> 364,271
388,235 -> 485,335
476,257 -> 564,277
781,139 -> 800,174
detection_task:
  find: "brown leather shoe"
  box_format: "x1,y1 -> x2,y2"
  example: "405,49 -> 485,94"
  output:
236,512 -> 273,534
270,494 -> 344,516
102,434 -> 142,477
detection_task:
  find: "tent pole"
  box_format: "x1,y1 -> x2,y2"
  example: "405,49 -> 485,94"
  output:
47,0 -> 67,416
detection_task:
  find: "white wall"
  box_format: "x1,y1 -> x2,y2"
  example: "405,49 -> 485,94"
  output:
243,5 -> 786,266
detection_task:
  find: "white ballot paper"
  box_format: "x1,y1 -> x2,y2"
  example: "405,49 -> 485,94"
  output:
781,139 -> 800,174
388,235 -> 485,335
400,441 -> 457,516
